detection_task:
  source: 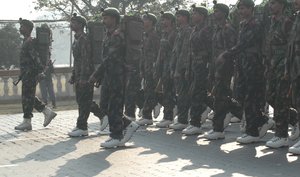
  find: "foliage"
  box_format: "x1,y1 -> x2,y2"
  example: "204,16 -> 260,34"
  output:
0,24 -> 22,68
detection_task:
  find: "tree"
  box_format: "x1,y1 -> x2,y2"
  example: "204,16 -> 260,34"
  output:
34,0 -> 191,20
0,24 -> 22,69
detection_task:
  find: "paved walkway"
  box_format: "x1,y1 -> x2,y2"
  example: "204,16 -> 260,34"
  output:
0,110 -> 299,177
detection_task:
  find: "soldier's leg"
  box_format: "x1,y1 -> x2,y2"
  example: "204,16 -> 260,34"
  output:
22,78 -> 37,119
142,75 -> 157,120
176,72 -> 190,124
124,69 -> 141,119
161,77 -> 175,121
47,76 -> 56,108
75,83 -> 94,130
39,79 -> 48,104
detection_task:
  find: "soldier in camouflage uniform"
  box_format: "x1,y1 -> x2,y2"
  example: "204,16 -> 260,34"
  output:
169,9 -> 193,131
180,5 -> 212,135
264,0 -> 298,148
136,13 -> 160,126
288,0 -> 300,154
68,14 -> 95,137
15,19 -> 56,131
218,0 -> 274,144
89,8 -> 139,148
155,12 -> 177,128
204,3 -> 244,140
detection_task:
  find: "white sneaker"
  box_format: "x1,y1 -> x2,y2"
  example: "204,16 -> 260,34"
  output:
156,119 -> 173,128
169,122 -> 188,131
259,119 -> 275,138
224,113 -> 232,129
230,116 -> 241,123
204,130 -> 225,140
289,124 -> 300,141
120,121 -> 139,144
153,103 -> 162,119
266,136 -> 289,148
236,134 -> 260,144
138,108 -> 143,118
136,118 -> 153,126
207,111 -> 215,120
42,106 -> 57,127
201,107 -> 211,124
100,115 -> 109,131
182,125 -> 203,135
100,137 -> 122,148
289,140 -> 300,154
15,119 -> 32,131
68,127 -> 88,137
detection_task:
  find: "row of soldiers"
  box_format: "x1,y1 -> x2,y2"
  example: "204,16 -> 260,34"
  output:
15,0 -> 300,153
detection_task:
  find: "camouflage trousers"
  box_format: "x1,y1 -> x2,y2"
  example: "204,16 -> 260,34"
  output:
189,63 -> 210,127
75,83 -> 94,130
266,73 -> 298,137
235,59 -> 268,137
157,75 -> 176,121
102,75 -> 131,139
213,59 -> 243,132
142,73 -> 158,120
22,77 -> 45,119
124,68 -> 143,118
39,73 -> 56,107
175,70 -> 191,124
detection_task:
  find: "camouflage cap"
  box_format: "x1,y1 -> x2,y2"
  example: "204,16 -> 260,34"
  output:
213,3 -> 230,17
71,13 -> 87,27
19,18 -> 34,31
175,8 -> 190,19
191,4 -> 208,17
160,11 -> 176,23
237,0 -> 255,8
143,12 -> 157,24
101,7 -> 120,19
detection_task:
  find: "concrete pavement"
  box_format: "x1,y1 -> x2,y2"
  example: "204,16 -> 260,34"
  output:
0,110 -> 299,177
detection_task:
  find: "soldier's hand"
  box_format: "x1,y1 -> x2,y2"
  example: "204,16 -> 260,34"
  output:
38,72 -> 46,81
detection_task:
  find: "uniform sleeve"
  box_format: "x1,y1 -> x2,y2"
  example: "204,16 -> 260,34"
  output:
180,28 -> 191,71
79,37 -> 92,81
28,40 -> 43,74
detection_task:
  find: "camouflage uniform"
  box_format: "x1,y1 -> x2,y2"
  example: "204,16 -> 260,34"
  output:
224,17 -> 268,137
188,23 -> 212,127
171,24 -> 193,124
140,28 -> 160,120
91,27 -> 131,139
155,29 -> 177,121
265,15 -> 296,138
286,11 -> 300,126
212,21 -> 242,132
20,37 -> 46,119
71,32 -> 94,130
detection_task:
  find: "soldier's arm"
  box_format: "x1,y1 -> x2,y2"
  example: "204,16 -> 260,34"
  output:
179,28 -> 191,71
28,39 -> 43,74
79,36 -> 92,82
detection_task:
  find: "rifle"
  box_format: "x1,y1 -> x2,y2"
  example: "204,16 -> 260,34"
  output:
13,76 -> 22,86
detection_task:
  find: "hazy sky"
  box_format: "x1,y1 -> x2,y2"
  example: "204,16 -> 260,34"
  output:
0,0 -> 263,20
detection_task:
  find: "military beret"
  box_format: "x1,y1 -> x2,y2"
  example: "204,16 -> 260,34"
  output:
160,11 -> 176,23
191,4 -> 208,17
19,18 -> 34,30
175,9 -> 190,19
101,7 -> 120,19
71,13 -> 87,27
143,12 -> 157,24
237,0 -> 255,8
213,3 -> 230,17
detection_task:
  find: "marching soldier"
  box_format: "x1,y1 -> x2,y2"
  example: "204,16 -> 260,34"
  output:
155,12 -> 177,128
89,8 -> 139,148
15,19 -> 56,131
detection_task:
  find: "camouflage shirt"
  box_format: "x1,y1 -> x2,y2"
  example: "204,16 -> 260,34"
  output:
267,15 -> 293,77
20,37 -> 43,78
92,28 -> 126,81
72,32 -> 94,82
171,24 -> 193,75
140,28 -> 160,77
155,29 -> 176,78
286,11 -> 300,81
